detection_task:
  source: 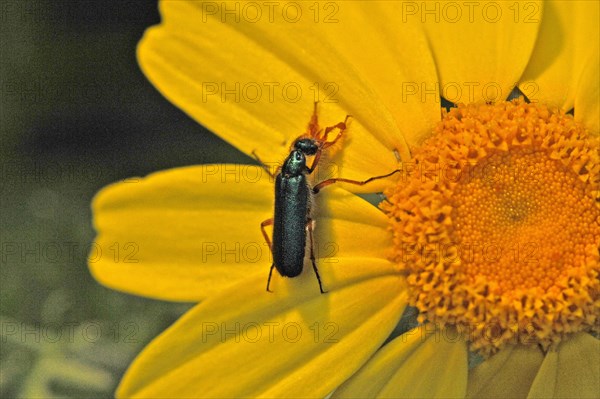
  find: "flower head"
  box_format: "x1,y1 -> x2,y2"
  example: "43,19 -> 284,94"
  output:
89,1 -> 599,397
383,99 -> 599,355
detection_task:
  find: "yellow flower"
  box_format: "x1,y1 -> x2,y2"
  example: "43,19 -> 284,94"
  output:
89,1 -> 599,398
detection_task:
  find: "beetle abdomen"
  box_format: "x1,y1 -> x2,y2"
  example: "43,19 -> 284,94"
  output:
272,174 -> 310,277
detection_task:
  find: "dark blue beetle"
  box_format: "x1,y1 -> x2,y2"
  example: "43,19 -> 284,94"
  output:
259,104 -> 399,294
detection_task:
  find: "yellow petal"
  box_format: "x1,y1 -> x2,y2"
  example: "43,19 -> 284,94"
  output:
116,260 -> 407,398
266,1 -> 441,147
425,0 -> 542,103
333,326 -> 468,398
90,165 -> 394,301
467,344 -> 544,398
519,0 -> 599,111
527,333 -> 600,398
138,1 -> 440,185
574,50 -> 600,135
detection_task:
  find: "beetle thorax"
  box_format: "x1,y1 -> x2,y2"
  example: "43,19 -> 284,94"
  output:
282,150 -> 307,176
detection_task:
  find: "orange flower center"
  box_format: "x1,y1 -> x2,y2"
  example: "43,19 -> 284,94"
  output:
383,99 -> 600,355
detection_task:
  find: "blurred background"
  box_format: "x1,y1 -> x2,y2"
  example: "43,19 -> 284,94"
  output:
1,1 -> 249,396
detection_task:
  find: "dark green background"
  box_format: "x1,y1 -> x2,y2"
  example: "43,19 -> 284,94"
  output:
1,1 -> 248,396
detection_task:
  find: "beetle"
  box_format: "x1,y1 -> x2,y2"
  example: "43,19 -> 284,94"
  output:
257,103 -> 400,293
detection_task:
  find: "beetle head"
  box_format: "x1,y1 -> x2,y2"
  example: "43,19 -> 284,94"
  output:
294,138 -> 319,156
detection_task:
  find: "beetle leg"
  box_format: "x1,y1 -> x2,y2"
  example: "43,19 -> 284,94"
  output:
320,115 -> 350,148
260,218 -> 274,251
307,218 -> 327,294
307,101 -> 320,137
261,218 -> 276,293
266,263 -> 276,293
307,115 -> 351,174
312,169 -> 402,194
307,147 -> 324,174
